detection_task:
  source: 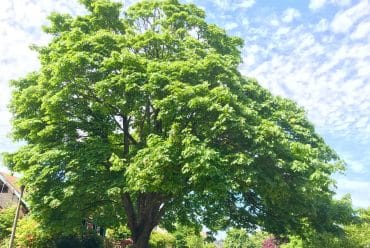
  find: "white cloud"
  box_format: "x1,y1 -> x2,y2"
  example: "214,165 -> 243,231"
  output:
212,0 -> 255,10
0,1 -> 12,19
351,20 -> 370,39
315,18 -> 329,32
224,22 -> 238,30
348,160 -> 366,173
241,17 -> 249,27
330,0 -> 370,33
331,0 -> 352,7
237,0 -> 255,9
309,0 -> 327,10
270,18 -> 280,27
282,8 -> 301,23
338,177 -> 370,191
309,0 -> 352,10
241,4 -> 370,144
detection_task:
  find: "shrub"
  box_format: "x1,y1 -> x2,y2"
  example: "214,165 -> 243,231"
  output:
149,230 -> 175,248
0,207 -> 15,240
82,233 -> 104,248
54,235 -> 82,248
15,216 -> 55,248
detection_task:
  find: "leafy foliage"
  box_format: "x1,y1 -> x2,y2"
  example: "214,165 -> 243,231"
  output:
149,230 -> 175,248
0,209 -> 105,248
106,224 -> 132,241
171,225 -> 211,248
224,228 -> 249,248
14,216 -> 55,248
6,0 -> 350,246
81,232 -> 104,248
281,206 -> 370,248
0,207 -> 15,240
54,235 -> 82,248
224,228 -> 268,248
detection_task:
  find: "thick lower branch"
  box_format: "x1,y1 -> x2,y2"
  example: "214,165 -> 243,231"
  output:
121,192 -> 137,231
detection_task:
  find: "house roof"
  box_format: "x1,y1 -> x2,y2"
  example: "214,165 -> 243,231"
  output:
0,172 -> 21,194
0,172 -> 28,209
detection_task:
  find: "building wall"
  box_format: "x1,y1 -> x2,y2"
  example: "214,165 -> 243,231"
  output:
0,191 -> 19,209
0,185 -> 28,216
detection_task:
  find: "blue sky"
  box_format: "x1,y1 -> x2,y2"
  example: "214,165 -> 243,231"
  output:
0,0 -> 369,208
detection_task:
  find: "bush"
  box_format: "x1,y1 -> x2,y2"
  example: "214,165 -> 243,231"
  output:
15,216 -> 55,248
106,224 -> 131,240
82,233 -> 104,248
0,208 -> 106,248
0,238 -> 9,248
54,235 -> 82,248
54,233 -> 104,248
149,230 -> 175,248
0,207 -> 15,240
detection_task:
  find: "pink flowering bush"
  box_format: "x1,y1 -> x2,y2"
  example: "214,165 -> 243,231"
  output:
262,237 -> 279,248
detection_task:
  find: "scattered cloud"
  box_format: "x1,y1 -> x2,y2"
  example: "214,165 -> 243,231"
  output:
309,0 -> 352,10
237,0 -> 256,9
239,2 -> 370,145
282,8 -> 301,23
314,18 -> 329,32
209,0 -> 255,11
225,22 -> 239,30
330,0 -> 370,33
351,20 -> 370,40
331,0 -> 352,7
309,0 -> 327,10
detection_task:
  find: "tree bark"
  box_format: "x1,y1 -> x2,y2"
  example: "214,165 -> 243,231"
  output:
121,192 -> 167,248
132,225 -> 153,248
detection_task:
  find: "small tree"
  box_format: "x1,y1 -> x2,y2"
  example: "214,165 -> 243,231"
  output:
6,0 -> 351,247
224,228 -> 268,248
14,216 -> 54,248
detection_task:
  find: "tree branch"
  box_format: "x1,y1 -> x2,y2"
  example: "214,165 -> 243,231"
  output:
121,192 -> 137,231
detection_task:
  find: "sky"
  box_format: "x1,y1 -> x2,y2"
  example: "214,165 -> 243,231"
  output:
0,0 -> 369,208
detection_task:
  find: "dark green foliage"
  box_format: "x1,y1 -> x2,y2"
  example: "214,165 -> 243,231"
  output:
81,233 -> 104,248
49,233 -> 104,248
54,235 -> 82,248
282,207 -> 370,248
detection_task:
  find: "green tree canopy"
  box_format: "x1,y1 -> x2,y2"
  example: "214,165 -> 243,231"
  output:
5,0 -> 351,247
281,206 -> 370,248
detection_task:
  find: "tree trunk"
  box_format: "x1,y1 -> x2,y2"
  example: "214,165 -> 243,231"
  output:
132,227 -> 152,248
121,192 -> 167,248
